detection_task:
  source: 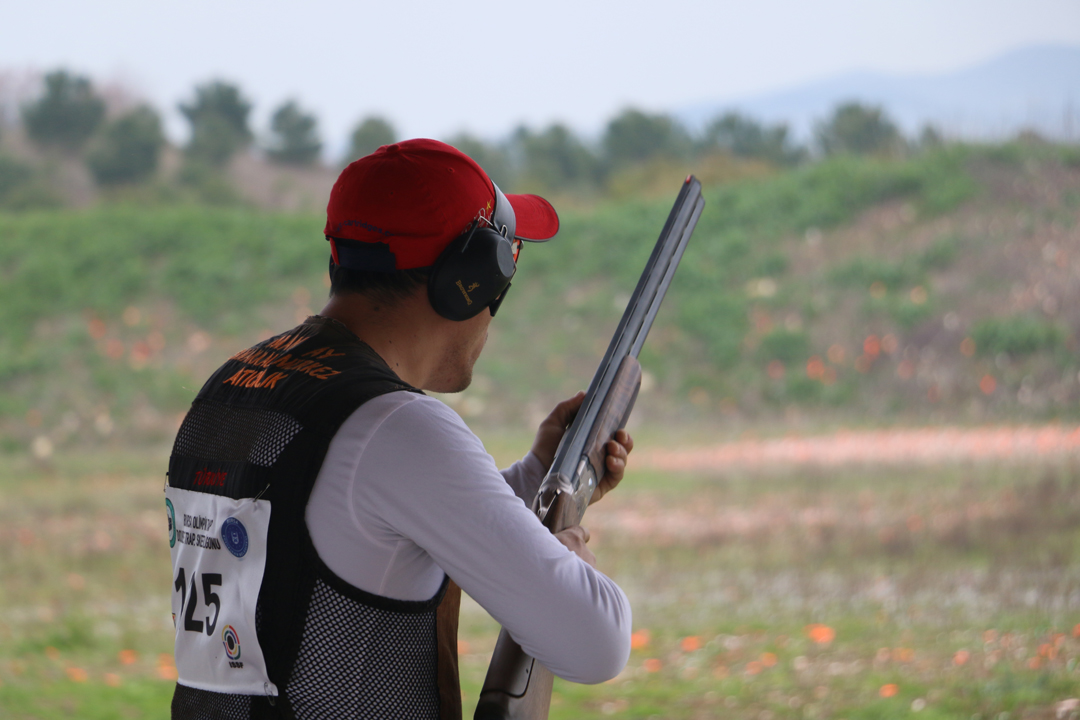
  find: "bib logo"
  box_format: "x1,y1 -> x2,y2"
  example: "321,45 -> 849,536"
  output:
166,499 -> 176,548
222,625 -> 243,667
221,517 -> 249,558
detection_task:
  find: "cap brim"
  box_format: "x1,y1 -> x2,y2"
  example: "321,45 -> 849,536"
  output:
506,193 -> 559,242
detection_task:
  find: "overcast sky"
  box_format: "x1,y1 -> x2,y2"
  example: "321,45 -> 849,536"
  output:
2,0 -> 1079,155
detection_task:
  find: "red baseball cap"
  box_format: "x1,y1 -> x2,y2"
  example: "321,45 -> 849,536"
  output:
325,138 -> 559,270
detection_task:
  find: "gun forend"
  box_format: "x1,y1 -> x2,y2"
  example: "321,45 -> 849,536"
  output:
580,356 -> 641,504
533,356 -> 641,534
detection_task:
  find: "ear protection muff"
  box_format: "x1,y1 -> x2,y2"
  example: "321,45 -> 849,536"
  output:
427,223 -> 516,321
427,183 -> 519,321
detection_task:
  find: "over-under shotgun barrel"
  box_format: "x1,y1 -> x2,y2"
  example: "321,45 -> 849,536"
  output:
475,177 -> 705,720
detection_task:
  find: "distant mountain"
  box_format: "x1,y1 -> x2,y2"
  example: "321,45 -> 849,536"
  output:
680,45 -> 1080,143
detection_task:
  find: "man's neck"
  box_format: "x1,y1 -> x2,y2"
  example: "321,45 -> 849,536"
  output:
319,293 -> 435,388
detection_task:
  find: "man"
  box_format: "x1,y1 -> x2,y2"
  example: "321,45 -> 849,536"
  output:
166,139 -> 633,720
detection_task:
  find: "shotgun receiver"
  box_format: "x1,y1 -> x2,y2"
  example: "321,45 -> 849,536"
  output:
474,176 -> 705,720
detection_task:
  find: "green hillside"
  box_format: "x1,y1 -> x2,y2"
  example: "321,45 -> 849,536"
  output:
3,141 -> 1080,453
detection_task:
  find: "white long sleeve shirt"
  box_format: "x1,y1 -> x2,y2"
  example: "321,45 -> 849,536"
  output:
304,390 -> 631,684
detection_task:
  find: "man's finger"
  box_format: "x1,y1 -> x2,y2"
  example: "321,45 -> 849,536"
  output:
550,391 -> 585,426
578,526 -> 590,543
606,439 -> 628,460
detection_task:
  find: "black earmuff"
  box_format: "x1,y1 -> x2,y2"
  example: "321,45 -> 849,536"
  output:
427,222 -> 516,321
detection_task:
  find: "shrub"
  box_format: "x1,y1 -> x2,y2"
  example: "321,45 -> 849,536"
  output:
886,297 -> 934,329
443,133 -> 514,189
830,257 -> 919,291
0,155 -> 33,204
785,374 -> 823,402
815,102 -> 902,157
970,317 -> 1065,356
0,155 -> 59,210
22,70 -> 105,152
86,106 -> 165,185
345,116 -> 396,165
757,329 -> 810,364
179,80 -> 253,166
830,236 -> 960,294
513,124 -> 600,193
602,108 -> 692,169
266,100 -> 322,166
701,112 -> 805,166
755,253 -> 789,277
918,235 -> 959,271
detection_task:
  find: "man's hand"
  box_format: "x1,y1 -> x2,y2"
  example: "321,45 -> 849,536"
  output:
590,428 -> 633,505
529,391 -> 585,468
554,525 -> 595,568
529,392 -> 634,506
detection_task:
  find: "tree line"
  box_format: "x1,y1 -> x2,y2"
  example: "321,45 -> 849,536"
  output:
0,69 -> 941,206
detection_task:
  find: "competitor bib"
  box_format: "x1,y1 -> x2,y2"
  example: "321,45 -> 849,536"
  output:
166,486 -> 278,697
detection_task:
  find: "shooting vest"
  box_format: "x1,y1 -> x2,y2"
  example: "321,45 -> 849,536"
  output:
166,316 -> 462,720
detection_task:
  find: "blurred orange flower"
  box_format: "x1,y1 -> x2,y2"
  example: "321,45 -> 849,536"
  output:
157,653 -> 178,680
680,636 -> 701,652
630,629 -> 651,650
119,649 -> 138,665
879,683 -> 898,698
457,640 -> 471,655
761,652 -> 777,667
643,658 -> 662,673
953,650 -> 969,666
805,624 -> 835,644
87,317 -> 107,339
745,660 -> 763,675
66,667 -> 88,683
1027,657 -> 1041,670
105,338 -> 125,360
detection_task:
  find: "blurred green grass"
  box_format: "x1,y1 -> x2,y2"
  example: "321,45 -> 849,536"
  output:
1,144 -> 1009,452
3,450 -> 1079,719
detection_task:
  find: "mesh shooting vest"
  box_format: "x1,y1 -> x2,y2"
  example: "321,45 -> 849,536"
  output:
167,316 -> 462,720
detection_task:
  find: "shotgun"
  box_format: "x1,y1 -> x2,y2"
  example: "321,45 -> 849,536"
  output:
474,176 -> 705,720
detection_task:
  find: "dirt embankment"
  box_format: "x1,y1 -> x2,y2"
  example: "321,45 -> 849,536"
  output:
638,425 -> 1080,471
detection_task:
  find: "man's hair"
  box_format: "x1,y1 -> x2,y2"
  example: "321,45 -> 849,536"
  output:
328,263 -> 430,306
